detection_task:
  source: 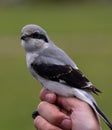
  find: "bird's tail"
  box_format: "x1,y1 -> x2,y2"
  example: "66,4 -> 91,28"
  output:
93,102 -> 112,130
72,88 -> 112,129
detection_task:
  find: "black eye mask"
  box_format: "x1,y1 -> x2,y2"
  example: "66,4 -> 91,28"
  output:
29,32 -> 48,43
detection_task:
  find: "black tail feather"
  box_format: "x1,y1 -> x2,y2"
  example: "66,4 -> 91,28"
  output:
93,102 -> 112,130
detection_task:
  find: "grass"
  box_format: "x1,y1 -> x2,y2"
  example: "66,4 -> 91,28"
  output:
0,3 -> 112,130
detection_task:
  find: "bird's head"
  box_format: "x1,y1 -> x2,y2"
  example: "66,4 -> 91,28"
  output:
21,24 -> 49,52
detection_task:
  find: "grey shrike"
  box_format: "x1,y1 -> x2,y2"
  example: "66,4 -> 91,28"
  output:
21,24 -> 112,129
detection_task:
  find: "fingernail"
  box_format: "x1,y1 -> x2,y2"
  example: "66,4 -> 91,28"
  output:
45,93 -> 56,103
61,119 -> 72,129
45,93 -> 55,102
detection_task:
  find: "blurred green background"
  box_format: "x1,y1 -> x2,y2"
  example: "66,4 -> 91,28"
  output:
0,0 -> 112,130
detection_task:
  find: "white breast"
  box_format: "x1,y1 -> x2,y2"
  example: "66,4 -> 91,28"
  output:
26,52 -> 38,67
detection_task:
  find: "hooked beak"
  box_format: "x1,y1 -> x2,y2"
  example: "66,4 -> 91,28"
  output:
21,35 -> 28,40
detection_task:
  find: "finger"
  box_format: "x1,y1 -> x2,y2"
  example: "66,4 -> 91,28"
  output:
57,96 -> 100,129
34,116 -> 63,130
57,96 -> 90,112
38,101 -> 71,130
39,88 -> 56,103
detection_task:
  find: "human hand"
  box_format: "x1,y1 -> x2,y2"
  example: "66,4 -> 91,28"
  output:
34,89 -> 101,130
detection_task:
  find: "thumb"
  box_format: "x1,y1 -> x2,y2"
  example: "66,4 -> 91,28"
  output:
56,96 -> 89,112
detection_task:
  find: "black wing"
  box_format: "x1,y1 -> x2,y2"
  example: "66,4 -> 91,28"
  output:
31,63 -> 101,94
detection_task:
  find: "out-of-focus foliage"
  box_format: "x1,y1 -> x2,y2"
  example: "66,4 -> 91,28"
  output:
0,0 -> 112,4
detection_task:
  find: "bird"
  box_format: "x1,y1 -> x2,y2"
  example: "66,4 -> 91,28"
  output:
21,24 -> 112,129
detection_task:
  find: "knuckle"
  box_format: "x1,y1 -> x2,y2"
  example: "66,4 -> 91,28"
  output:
39,88 -> 48,101
33,116 -> 40,127
37,101 -> 46,112
51,113 -> 65,125
34,116 -> 61,130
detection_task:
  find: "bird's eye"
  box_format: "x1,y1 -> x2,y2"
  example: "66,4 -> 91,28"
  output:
30,32 -> 48,43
